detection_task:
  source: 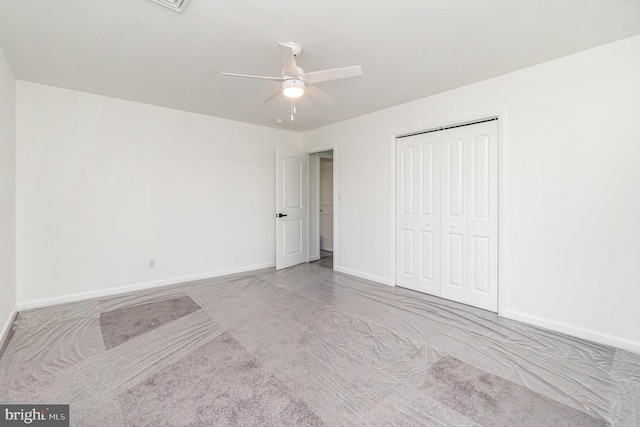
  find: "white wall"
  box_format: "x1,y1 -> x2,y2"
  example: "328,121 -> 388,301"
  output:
16,82 -> 301,307
302,35 -> 640,352
0,44 -> 17,339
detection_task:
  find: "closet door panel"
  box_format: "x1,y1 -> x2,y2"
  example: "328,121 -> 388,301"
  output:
440,121 -> 498,312
396,132 -> 441,295
467,123 -> 498,311
441,134 -> 468,302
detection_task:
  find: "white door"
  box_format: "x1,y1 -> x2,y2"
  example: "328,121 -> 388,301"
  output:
320,158 -> 334,251
396,132 -> 441,295
276,148 -> 308,270
396,120 -> 498,312
440,121 -> 498,311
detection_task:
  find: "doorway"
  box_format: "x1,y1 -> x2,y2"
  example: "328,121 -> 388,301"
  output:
309,149 -> 335,270
319,154 -> 334,252
276,146 -> 336,271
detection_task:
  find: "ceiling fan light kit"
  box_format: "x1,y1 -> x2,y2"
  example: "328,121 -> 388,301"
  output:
221,41 -> 362,121
282,79 -> 305,98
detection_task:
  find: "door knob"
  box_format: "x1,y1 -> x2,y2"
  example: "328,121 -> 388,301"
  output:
425,222 -> 431,227
276,213 -> 288,218
450,224 -> 455,228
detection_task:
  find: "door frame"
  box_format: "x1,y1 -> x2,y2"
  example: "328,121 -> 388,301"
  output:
307,144 -> 337,269
389,112 -> 509,316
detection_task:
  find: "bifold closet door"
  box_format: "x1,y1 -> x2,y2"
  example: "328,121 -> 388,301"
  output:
440,121 -> 498,312
396,132 -> 441,295
397,120 -> 498,312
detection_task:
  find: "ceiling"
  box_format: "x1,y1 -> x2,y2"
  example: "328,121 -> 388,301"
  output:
1,1 -> 639,132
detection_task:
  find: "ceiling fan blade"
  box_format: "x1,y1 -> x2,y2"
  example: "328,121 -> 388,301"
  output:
302,65 -> 362,84
278,42 -> 299,77
221,72 -> 283,81
262,86 -> 282,103
305,85 -> 334,105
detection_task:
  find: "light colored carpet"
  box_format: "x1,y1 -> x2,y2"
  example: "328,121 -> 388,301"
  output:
421,356 -> 608,426
99,296 -> 201,349
118,332 -> 322,426
1,261 -> 636,425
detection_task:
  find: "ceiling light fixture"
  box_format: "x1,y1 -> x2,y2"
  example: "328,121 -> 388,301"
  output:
282,79 -> 305,98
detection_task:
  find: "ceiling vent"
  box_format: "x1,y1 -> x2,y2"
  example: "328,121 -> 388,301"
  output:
148,0 -> 191,13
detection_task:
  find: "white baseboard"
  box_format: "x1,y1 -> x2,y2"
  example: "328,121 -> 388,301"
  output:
0,305 -> 18,347
334,265 -> 392,287
503,309 -> 640,355
17,262 -> 276,311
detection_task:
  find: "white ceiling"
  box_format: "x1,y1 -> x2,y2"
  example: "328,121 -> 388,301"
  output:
1,1 -> 639,132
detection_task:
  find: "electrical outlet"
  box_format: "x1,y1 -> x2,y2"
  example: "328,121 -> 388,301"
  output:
148,258 -> 155,268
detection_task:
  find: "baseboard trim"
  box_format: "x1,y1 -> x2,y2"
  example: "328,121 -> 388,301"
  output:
334,265 -> 392,287
503,309 -> 640,355
0,306 -> 18,349
17,262 -> 276,311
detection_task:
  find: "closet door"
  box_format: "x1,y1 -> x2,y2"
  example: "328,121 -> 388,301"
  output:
396,132 -> 441,295
440,121 -> 498,312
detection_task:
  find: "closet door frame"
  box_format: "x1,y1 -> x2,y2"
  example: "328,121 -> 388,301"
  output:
389,113 -> 508,315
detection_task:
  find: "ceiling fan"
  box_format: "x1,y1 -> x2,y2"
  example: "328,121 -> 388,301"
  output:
221,42 -> 362,121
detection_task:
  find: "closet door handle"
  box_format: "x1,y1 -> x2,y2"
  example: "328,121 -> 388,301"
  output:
276,213 -> 288,218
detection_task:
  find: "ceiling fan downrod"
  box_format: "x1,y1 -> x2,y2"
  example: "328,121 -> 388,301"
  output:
290,98 -> 297,121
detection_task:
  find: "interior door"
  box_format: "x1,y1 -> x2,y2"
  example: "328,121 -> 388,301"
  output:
276,147 -> 308,270
396,131 -> 441,295
440,121 -> 498,311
